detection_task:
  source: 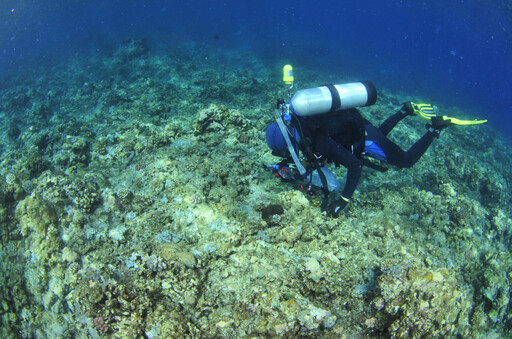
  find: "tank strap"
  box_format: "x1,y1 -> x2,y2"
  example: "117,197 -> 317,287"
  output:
323,84 -> 341,112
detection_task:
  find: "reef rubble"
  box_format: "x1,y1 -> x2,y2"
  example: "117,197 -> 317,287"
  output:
0,39 -> 511,338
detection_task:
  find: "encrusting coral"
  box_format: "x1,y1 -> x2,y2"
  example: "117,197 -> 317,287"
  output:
0,39 -> 511,338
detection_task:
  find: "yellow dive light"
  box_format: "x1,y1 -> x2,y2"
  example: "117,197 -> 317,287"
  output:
283,65 -> 294,85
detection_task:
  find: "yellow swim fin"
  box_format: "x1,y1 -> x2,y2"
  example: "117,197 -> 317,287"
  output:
409,102 -> 436,120
438,116 -> 487,126
409,102 -> 487,126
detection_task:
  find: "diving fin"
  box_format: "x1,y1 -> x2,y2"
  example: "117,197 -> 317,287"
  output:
409,102 -> 488,126
408,102 -> 436,119
435,116 -> 487,126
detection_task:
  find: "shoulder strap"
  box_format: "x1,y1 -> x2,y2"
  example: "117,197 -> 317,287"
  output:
277,110 -> 330,198
275,110 -> 306,175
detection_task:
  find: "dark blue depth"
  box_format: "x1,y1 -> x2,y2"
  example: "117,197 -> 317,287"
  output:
1,0 -> 511,137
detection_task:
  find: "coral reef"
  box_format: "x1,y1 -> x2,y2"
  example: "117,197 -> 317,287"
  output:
0,40 -> 511,338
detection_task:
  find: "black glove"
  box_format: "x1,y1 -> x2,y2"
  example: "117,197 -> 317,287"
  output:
321,195 -> 349,217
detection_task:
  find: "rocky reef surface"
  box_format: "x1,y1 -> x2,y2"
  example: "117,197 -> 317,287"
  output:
0,39 -> 511,338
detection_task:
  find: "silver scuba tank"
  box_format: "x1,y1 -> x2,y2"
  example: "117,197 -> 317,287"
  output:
290,81 -> 377,117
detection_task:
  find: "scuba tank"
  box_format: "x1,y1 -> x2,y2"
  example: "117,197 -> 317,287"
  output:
290,81 -> 377,117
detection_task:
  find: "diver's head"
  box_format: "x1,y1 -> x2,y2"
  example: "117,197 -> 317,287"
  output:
266,123 -> 300,154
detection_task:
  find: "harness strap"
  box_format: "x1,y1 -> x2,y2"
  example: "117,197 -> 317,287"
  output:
301,139 -> 330,198
292,114 -> 330,198
275,110 -> 307,175
275,109 -> 330,199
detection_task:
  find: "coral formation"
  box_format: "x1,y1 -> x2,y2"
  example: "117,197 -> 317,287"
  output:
0,40 -> 511,338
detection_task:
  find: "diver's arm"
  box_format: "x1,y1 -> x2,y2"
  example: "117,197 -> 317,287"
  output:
313,134 -> 362,199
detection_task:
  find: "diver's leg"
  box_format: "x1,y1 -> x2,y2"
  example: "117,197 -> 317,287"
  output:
379,106 -> 410,136
377,131 -> 437,168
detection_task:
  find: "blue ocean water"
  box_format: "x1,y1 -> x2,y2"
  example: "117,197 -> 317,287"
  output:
1,0 -> 511,136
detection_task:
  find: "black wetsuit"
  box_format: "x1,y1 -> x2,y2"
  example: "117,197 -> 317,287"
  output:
292,107 -> 437,199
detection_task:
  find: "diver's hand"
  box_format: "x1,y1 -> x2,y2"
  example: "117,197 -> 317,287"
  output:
322,196 -> 349,217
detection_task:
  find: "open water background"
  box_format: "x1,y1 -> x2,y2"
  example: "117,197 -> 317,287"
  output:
1,0 -> 511,136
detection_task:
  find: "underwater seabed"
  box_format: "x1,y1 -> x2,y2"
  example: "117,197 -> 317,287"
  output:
0,39 -> 511,338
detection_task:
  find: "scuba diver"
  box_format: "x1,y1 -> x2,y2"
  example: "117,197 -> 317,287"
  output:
266,66 -> 487,217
